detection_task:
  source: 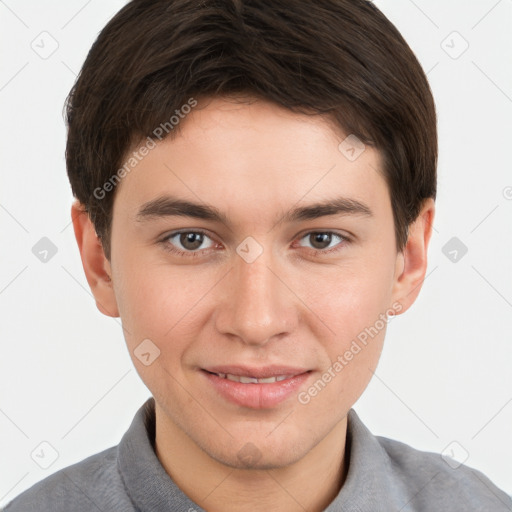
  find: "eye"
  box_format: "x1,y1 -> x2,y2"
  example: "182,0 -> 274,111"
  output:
296,231 -> 348,254
161,230 -> 216,256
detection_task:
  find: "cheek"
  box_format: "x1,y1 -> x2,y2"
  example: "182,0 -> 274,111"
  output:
302,251 -> 396,408
299,256 -> 395,350
113,258 -> 213,355
297,264 -> 392,414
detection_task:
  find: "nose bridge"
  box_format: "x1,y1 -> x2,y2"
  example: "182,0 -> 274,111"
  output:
216,242 -> 297,346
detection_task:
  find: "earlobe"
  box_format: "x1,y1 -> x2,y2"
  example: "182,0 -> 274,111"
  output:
391,198 -> 435,314
71,201 -> 120,318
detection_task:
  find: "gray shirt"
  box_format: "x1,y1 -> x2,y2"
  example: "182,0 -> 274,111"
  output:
3,398 -> 511,511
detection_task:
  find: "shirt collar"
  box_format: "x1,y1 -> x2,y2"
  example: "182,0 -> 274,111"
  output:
117,397 -> 202,511
118,397 -> 395,511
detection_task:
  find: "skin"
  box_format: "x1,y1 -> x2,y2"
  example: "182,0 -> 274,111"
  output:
72,95 -> 434,512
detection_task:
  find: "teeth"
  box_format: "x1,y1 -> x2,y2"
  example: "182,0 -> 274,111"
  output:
215,372 -> 292,383
239,376 -> 259,384
258,376 -> 278,383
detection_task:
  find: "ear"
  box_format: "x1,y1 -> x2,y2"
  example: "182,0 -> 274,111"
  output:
391,198 -> 435,314
71,201 -> 119,317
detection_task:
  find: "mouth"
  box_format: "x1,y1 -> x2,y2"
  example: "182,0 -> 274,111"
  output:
200,366 -> 312,409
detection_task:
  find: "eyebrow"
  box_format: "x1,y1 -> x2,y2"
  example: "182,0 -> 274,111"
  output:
135,194 -> 373,226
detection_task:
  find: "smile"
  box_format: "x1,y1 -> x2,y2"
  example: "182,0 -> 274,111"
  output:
201,367 -> 312,409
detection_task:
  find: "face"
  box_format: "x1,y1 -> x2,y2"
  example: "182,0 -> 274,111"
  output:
92,96 -> 420,469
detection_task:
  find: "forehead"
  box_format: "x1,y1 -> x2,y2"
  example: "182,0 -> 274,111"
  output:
113,96 -> 390,224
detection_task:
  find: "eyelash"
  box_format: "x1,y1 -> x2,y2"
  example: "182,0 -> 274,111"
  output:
159,229 -> 351,258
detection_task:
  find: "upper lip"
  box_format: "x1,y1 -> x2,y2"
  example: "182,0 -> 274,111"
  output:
202,365 -> 311,379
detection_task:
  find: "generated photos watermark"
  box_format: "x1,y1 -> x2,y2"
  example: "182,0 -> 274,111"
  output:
298,301 -> 403,405
93,97 -> 198,200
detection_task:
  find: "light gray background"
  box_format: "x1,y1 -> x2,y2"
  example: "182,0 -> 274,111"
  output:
1,0 -> 511,506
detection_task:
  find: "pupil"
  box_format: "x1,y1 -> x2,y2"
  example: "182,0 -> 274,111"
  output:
311,233 -> 331,249
181,232 -> 203,250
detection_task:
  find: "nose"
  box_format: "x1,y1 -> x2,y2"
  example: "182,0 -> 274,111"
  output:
214,247 -> 299,347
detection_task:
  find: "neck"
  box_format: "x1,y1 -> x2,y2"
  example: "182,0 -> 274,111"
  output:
154,409 -> 349,512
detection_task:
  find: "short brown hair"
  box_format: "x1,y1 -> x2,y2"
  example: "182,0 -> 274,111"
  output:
65,0 -> 437,259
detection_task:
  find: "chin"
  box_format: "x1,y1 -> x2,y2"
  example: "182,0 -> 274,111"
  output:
211,449 -> 300,471
202,434 -> 310,471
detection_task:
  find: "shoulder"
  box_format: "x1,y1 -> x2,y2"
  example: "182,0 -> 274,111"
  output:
2,445 -> 136,512
376,435 -> 512,511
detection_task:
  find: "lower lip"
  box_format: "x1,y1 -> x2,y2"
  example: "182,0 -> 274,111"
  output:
201,370 -> 312,409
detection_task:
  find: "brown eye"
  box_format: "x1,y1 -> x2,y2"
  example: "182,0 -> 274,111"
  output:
179,232 -> 204,251
162,230 -> 215,255
297,231 -> 347,254
309,232 -> 333,250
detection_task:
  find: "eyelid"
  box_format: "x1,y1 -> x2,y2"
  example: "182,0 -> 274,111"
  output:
296,228 -> 352,243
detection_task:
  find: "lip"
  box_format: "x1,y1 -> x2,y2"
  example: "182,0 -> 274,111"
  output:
201,366 -> 312,409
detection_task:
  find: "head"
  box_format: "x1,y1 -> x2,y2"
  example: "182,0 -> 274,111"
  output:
69,0 -> 436,469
